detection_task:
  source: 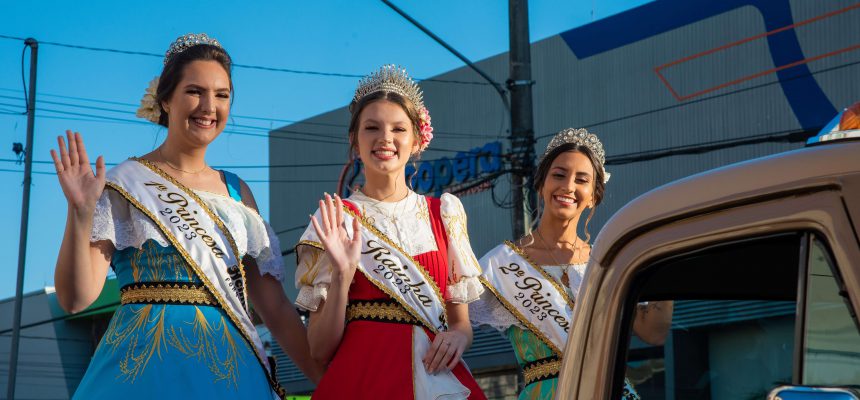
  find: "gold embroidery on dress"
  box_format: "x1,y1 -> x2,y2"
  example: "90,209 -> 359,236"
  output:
101,303 -> 242,387
106,170 -> 283,395
298,247 -> 324,286
523,358 -> 561,385
120,283 -> 217,305
129,242 -> 194,283
442,201 -> 483,274
416,197 -> 430,223
167,307 -> 243,386
346,301 -> 420,324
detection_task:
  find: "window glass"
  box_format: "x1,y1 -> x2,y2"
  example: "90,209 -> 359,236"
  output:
619,233 -> 801,400
802,236 -> 860,385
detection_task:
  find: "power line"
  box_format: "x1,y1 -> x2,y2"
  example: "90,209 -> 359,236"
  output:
0,34 -> 491,87
0,88 -> 501,139
0,88 -> 498,139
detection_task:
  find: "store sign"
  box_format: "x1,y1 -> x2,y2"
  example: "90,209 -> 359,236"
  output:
406,141 -> 503,195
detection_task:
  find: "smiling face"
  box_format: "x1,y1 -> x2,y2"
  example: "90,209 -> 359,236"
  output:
354,99 -> 420,179
161,60 -> 231,147
539,150 -> 597,221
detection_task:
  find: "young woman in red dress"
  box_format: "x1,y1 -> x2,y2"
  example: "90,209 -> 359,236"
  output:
294,65 -> 487,399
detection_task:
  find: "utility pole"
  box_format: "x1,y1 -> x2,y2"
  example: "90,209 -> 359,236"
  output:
508,0 -> 536,237
8,37 -> 38,400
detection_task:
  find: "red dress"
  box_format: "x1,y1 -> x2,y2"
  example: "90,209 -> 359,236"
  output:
311,197 -> 487,400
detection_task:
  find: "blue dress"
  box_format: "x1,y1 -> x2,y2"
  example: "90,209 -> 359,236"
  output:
73,171 -> 281,399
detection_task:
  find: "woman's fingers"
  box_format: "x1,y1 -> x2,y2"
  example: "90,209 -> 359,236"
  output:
324,193 -> 336,232
427,337 -> 452,373
76,132 -> 91,167
350,216 -> 361,245
318,199 -> 330,235
334,194 -> 345,229
67,131 -> 79,167
309,214 -> 326,240
445,345 -> 463,371
95,156 -> 106,180
57,135 -> 70,169
50,149 -> 64,174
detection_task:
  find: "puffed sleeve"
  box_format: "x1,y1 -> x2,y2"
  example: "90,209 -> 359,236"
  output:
469,245 -> 524,331
244,214 -> 286,281
439,193 -> 484,304
293,213 -> 333,312
91,188 -> 170,250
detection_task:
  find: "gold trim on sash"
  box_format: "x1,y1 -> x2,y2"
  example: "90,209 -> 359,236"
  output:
343,206 -> 447,315
343,206 -> 448,332
105,161 -> 286,399
297,205 -> 448,333
478,276 -> 563,356
504,241 -> 575,309
133,158 -> 250,311
120,283 -> 217,306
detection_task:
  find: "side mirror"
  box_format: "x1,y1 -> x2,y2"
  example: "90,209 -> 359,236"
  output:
768,385 -> 860,400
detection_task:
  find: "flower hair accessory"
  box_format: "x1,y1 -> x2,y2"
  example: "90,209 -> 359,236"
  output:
542,128 -> 611,183
135,76 -> 161,123
137,33 -> 223,124
353,64 -> 433,152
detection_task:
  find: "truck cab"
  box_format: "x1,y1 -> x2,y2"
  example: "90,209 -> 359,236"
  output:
556,112 -> 860,399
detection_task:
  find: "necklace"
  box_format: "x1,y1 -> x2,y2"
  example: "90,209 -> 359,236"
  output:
158,147 -> 209,174
534,229 -> 587,288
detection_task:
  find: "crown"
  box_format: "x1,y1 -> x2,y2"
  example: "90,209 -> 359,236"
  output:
352,65 -> 434,152
353,65 -> 425,111
164,33 -> 222,65
542,128 -> 610,183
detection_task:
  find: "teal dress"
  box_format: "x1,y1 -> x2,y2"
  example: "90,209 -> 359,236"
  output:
473,259 -> 640,400
73,171 -> 280,399
506,327 -> 640,400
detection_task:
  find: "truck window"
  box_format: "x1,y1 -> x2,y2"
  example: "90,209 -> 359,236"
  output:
802,235 -> 860,385
616,233 -> 803,400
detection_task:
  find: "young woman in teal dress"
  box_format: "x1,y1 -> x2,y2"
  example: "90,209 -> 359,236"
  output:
469,128 -> 673,400
50,33 -> 321,399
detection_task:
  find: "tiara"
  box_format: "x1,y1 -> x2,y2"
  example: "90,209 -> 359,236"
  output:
163,33 -> 222,65
353,65 -> 433,152
542,128 -> 611,183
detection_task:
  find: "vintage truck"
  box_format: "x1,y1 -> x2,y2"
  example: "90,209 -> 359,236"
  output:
556,111 -> 860,399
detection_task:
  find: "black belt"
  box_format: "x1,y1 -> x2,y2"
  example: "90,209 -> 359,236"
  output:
522,354 -> 561,386
346,299 -> 421,326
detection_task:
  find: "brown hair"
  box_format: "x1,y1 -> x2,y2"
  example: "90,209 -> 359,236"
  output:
337,91 -> 422,193
155,44 -> 233,128
532,142 -> 606,242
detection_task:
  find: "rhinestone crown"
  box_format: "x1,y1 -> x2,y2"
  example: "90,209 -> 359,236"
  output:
542,128 -> 610,183
352,65 -> 425,111
164,33 -> 222,65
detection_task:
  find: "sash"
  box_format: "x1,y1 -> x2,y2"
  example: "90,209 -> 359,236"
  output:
106,159 -> 284,399
299,203 -> 448,332
478,241 -> 575,355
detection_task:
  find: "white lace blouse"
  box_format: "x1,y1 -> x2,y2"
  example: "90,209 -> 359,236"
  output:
293,191 -> 484,312
469,261 -> 588,332
91,188 -> 286,280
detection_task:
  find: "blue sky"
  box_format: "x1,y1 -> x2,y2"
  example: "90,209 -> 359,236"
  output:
0,0 -> 649,298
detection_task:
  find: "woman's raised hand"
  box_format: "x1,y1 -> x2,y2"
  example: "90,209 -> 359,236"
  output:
50,130 -> 106,215
310,193 -> 361,282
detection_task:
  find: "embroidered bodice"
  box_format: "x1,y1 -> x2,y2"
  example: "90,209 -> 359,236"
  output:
294,191 -> 484,311
91,188 -> 285,280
